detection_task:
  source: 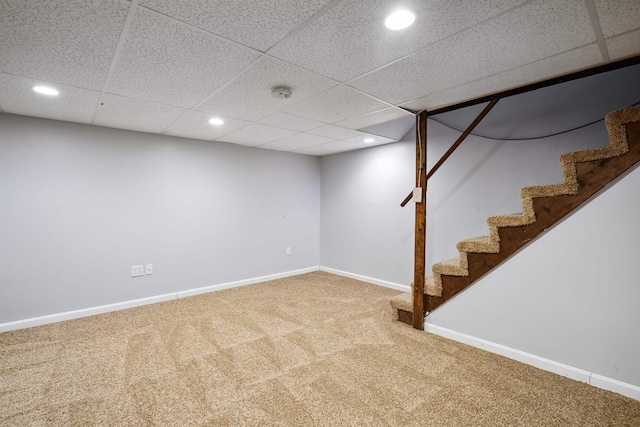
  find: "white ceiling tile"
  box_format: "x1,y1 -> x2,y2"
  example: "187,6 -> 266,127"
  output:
0,0 -> 130,90
343,133 -> 395,147
197,56 -> 337,121
359,115 -> 415,140
335,107 -> 414,130
108,7 -> 260,109
594,0 -> 640,38
306,124 -> 363,140
606,30 -> 640,60
164,111 -> 250,141
260,133 -> 334,151
0,73 -> 99,123
268,0 -> 527,82
400,44 -> 603,111
3,0 -> 635,144
284,86 -> 388,123
94,94 -> 187,133
258,112 -> 324,132
350,0 -> 596,105
295,141 -> 362,156
220,123 -> 297,147
139,0 -> 332,52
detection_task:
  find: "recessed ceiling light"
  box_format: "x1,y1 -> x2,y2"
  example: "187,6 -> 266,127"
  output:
208,117 -> 224,126
385,10 -> 415,30
364,138 -> 375,143
32,86 -> 59,96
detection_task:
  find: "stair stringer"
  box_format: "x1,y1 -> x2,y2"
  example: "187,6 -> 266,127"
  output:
391,105 -> 640,322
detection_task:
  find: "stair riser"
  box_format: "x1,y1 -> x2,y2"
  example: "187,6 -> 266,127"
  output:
397,309 -> 413,325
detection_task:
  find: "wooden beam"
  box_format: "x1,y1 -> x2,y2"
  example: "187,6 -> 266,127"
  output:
400,98 -> 499,208
426,97 -> 499,181
400,191 -> 413,207
424,55 -> 640,117
413,111 -> 428,330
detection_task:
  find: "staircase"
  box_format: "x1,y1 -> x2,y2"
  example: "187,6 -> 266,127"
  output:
391,106 -> 640,325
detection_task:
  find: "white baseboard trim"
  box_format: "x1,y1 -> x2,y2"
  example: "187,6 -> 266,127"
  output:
0,266 -> 320,333
425,323 -> 640,401
177,266 -> 319,298
0,293 -> 177,333
319,266 -> 410,292
590,373 -> 640,401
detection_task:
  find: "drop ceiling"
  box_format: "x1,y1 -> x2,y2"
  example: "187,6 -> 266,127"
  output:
1,0 -> 639,156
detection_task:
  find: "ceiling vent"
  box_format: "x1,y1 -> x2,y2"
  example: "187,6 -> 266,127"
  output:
271,86 -> 292,100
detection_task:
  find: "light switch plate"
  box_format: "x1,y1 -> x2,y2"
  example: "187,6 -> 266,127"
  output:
413,187 -> 423,203
145,264 -> 153,275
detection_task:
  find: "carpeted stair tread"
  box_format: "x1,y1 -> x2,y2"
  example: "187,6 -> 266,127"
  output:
405,275 -> 441,296
456,235 -> 499,253
606,105 -> 640,147
393,105 -> 640,322
390,292 -> 412,315
432,257 -> 468,292
487,213 -> 530,227
561,145 -> 628,164
425,275 -> 440,296
521,183 -> 578,199
433,257 -> 467,275
389,276 -> 441,315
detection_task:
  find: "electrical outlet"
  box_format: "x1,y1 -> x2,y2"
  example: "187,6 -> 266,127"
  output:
286,247 -> 292,256
131,265 -> 144,277
145,264 -> 153,275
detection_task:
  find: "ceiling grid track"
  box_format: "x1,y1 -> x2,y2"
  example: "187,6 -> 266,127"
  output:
4,0 -> 640,155
264,0 -> 344,55
143,0 -> 358,138
397,42 -> 602,111
343,0 -> 538,86
347,85 -> 414,115
90,0 -> 140,124
157,54 -> 266,136
584,0 -> 610,62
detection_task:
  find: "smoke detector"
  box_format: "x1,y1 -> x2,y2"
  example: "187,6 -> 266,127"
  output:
271,86 -> 292,100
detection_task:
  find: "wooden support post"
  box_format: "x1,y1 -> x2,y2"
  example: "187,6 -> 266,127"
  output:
413,111 -> 428,330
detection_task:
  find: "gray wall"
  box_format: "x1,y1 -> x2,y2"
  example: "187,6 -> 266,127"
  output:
0,114 -> 320,323
319,113 -> 639,387
320,118 -> 608,284
319,141 -> 415,284
427,166 -> 640,386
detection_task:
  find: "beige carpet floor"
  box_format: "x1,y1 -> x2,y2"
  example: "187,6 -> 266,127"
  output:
1,271 -> 639,426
